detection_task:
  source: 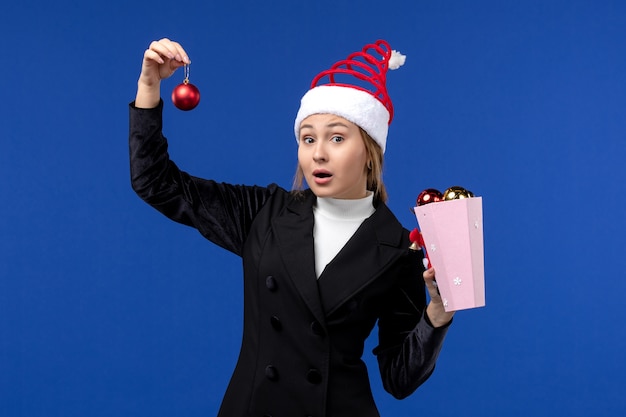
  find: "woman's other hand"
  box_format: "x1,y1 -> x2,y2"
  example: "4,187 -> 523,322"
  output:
424,268 -> 455,328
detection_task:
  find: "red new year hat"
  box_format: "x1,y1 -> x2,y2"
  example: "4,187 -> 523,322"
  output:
294,40 -> 406,153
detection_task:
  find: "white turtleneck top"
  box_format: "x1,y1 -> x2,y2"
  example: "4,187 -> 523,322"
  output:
313,193 -> 376,278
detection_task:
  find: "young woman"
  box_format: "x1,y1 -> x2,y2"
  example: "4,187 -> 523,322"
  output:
130,37 -> 454,417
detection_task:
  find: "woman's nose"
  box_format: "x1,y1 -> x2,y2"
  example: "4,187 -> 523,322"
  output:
313,142 -> 327,162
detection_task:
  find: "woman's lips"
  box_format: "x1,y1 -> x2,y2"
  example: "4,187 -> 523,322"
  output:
312,169 -> 332,185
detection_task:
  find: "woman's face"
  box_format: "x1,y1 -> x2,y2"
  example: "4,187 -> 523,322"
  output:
297,113 -> 369,199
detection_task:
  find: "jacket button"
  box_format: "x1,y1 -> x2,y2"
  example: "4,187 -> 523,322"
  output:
270,316 -> 282,331
306,368 -> 322,384
265,365 -> 279,381
310,321 -> 324,337
265,275 -> 277,291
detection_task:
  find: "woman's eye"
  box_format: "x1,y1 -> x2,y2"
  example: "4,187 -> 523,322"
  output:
301,137 -> 315,144
331,136 -> 344,143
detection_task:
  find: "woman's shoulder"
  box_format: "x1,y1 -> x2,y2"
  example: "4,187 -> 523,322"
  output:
369,201 -> 412,249
237,184 -> 315,213
263,186 -> 315,211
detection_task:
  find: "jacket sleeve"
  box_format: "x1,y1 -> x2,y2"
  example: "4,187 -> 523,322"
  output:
373,248 -> 452,399
129,100 -> 277,256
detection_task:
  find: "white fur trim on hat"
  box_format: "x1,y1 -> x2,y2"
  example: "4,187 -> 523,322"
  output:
294,85 -> 390,153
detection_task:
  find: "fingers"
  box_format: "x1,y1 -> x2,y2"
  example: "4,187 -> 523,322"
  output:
139,38 -> 192,87
143,48 -> 166,65
422,267 -> 441,299
148,38 -> 191,65
422,267 -> 436,282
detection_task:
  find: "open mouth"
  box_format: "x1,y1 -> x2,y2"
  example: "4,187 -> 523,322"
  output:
312,170 -> 333,184
313,169 -> 332,178
314,172 -> 332,178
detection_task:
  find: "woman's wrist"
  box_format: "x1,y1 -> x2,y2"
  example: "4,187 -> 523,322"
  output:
426,302 -> 454,328
135,80 -> 161,109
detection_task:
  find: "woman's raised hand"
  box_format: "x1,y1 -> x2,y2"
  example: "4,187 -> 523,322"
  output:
135,38 -> 191,108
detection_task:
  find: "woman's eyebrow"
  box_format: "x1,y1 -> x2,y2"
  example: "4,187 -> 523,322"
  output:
327,122 -> 349,128
299,122 -> 349,133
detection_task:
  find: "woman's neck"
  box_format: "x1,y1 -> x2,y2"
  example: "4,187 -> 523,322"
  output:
315,192 -> 374,220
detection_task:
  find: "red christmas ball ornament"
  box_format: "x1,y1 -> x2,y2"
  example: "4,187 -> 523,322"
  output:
172,64 -> 200,111
172,80 -> 200,111
416,188 -> 443,206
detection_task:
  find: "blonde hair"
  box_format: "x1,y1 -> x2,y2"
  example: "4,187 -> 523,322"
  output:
291,128 -> 388,203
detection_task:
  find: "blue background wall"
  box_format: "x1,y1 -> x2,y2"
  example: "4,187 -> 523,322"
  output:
2,1 -> 625,416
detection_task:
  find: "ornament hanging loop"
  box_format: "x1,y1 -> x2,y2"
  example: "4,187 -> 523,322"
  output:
183,64 -> 190,84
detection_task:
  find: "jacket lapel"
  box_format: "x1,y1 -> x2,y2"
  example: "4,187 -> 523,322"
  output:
272,191 -> 327,326
272,193 -> 407,323
317,202 -> 407,316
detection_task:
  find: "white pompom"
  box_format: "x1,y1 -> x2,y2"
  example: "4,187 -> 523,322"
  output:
388,50 -> 406,70
423,257 -> 430,269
